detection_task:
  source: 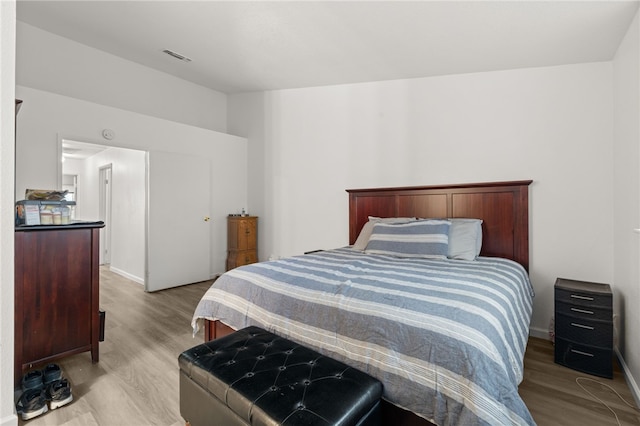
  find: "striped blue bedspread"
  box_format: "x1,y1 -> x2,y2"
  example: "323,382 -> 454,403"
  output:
192,247 -> 536,425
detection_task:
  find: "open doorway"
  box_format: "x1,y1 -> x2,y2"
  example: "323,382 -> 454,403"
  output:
60,140 -> 213,291
61,139 -> 107,221
61,139 -> 146,284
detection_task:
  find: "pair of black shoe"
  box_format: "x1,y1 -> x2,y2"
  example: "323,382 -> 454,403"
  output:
16,364 -> 73,420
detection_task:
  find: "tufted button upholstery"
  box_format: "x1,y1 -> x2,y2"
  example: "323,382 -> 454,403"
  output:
179,326 -> 382,426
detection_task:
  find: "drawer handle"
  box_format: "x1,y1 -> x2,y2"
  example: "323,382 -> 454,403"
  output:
571,322 -> 595,330
571,349 -> 594,357
570,307 -> 594,315
570,294 -> 594,301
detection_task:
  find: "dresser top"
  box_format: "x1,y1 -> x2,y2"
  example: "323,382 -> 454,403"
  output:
15,220 -> 105,232
555,277 -> 611,294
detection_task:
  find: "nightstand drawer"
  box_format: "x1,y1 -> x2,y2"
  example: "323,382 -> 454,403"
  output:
555,287 -> 611,308
555,313 -> 612,348
555,301 -> 612,321
554,278 -> 611,308
554,338 -> 612,378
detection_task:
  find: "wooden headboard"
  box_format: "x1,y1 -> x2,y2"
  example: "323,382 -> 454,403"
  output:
346,180 -> 533,271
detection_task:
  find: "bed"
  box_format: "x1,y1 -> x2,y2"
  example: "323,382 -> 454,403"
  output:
191,180 -> 535,426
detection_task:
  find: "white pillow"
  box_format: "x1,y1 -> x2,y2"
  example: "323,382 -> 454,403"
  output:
352,216 -> 416,251
447,219 -> 483,260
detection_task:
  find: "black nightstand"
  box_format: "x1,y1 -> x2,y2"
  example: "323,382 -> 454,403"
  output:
554,278 -> 613,378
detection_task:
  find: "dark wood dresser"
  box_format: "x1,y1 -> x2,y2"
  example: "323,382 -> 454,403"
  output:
14,222 -> 104,385
226,216 -> 258,271
554,277 -> 613,378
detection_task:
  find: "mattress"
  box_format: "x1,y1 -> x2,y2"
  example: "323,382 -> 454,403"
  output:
191,247 -> 536,425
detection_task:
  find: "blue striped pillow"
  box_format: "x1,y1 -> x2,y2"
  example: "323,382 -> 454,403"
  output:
364,220 -> 451,259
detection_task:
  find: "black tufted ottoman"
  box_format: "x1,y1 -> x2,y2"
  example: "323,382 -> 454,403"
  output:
179,326 -> 382,426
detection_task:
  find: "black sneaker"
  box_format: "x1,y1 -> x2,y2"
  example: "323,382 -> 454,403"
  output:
16,388 -> 48,420
46,378 -> 73,410
21,369 -> 44,392
43,364 -> 62,385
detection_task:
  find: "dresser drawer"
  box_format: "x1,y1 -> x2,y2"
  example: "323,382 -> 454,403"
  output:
226,250 -> 258,270
554,337 -> 612,378
555,313 -> 612,348
555,300 -> 612,321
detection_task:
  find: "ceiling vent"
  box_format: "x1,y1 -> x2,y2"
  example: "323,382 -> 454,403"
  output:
162,49 -> 192,62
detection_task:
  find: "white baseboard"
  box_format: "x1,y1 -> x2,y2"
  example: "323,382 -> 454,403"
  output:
108,266 -> 143,285
615,347 -> 640,407
0,413 -> 18,426
529,326 -> 550,340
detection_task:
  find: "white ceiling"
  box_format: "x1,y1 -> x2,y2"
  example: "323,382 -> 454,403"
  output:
62,140 -> 107,160
16,1 -> 640,94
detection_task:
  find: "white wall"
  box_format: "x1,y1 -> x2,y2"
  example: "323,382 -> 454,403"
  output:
228,92 -> 269,254
229,62 -> 615,344
613,10 -> 640,401
0,2 -> 17,425
16,22 -> 228,133
15,85 -> 247,277
15,22 -> 248,278
74,147 -> 146,283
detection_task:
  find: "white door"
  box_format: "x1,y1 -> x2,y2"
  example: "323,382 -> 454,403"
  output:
146,151 -> 211,292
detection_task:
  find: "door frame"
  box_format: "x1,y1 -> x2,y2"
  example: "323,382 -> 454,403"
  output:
98,164 -> 112,265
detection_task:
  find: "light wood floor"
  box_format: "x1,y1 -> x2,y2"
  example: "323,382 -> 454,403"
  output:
520,337 -> 640,425
18,267 -> 213,426
18,268 -> 640,426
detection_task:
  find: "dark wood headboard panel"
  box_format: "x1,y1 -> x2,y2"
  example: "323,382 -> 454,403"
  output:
347,180 -> 533,271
